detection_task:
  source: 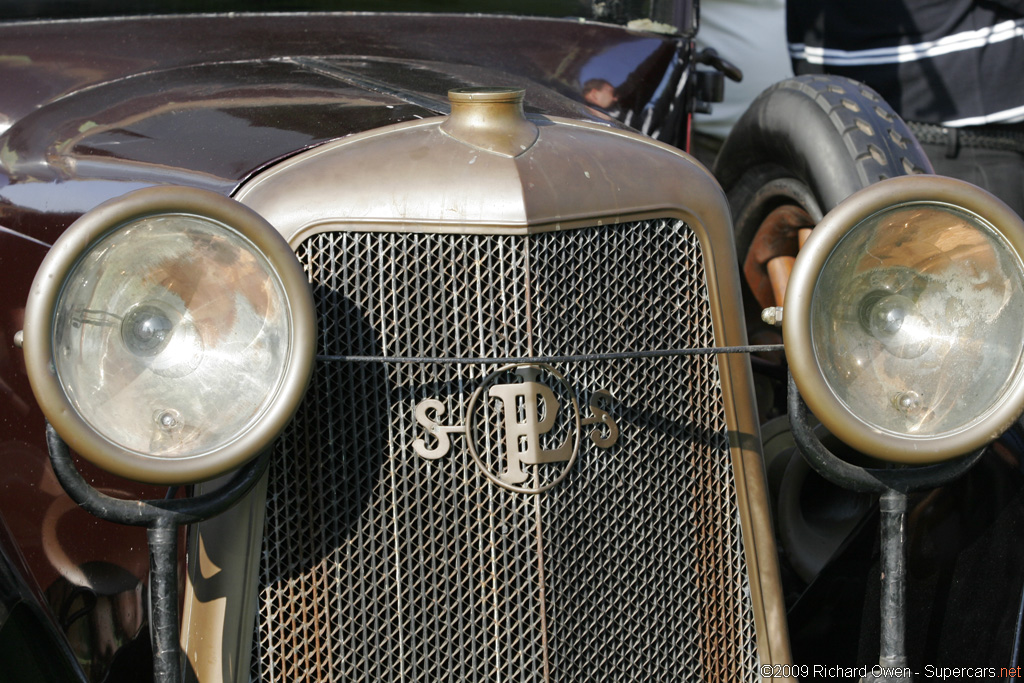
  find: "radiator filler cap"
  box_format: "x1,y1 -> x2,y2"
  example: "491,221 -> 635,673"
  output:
441,87 -> 539,158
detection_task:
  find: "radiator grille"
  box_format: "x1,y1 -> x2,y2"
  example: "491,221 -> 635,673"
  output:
252,220 -> 759,682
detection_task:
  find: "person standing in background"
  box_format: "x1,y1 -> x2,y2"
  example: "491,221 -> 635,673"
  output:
788,0 -> 1024,216
692,0 -> 793,168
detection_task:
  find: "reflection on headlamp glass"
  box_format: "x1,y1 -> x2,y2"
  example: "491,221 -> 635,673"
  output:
812,204 -> 1024,437
53,215 -> 291,458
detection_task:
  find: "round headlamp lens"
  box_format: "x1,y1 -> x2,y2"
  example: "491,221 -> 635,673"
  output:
811,202 -> 1024,438
53,213 -> 291,459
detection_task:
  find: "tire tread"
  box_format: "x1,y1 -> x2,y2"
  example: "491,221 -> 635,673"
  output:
799,75 -> 923,188
715,74 -> 933,212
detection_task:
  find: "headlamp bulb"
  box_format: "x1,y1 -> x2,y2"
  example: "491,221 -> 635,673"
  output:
122,303 -> 176,357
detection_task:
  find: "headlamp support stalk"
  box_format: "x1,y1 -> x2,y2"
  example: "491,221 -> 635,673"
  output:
787,373 -> 983,683
45,422 -> 270,683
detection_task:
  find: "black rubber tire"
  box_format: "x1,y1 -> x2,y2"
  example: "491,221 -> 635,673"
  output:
716,75 -> 935,424
714,76 -> 937,590
714,74 -> 934,265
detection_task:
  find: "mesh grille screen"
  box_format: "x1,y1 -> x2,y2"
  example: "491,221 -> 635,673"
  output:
253,220 -> 759,682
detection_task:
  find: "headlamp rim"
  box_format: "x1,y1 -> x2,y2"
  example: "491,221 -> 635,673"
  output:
783,174 -> 1024,463
23,185 -> 316,484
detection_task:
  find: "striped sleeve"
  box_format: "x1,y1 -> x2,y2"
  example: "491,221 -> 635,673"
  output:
787,0 -> 1024,127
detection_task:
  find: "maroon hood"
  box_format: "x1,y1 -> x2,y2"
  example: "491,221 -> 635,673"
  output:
0,13 -> 681,243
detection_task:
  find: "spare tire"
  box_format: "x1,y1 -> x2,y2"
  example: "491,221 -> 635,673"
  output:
715,74 -> 934,313
713,75 -> 936,593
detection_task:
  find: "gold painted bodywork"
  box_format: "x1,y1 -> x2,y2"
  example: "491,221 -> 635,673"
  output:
183,90 -> 791,682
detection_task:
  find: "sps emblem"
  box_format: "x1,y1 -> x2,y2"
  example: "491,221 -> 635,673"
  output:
413,363 -> 619,494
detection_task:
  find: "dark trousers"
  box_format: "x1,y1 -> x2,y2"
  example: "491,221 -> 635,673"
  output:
911,124 -> 1024,219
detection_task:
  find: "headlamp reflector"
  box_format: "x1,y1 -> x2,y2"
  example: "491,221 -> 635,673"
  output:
24,187 -> 315,483
54,214 -> 290,460
785,176 -> 1024,463
812,203 -> 1024,438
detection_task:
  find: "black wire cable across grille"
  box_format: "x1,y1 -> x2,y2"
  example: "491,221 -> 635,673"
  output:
252,219 -> 760,682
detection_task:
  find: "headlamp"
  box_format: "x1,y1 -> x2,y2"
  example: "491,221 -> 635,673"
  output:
23,186 -> 315,483
784,175 -> 1024,463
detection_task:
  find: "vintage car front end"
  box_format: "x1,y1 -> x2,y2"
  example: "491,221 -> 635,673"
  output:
183,85 -> 783,681
11,79 -> 789,680
5,9 -> 1024,683
0,12 -> 791,678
